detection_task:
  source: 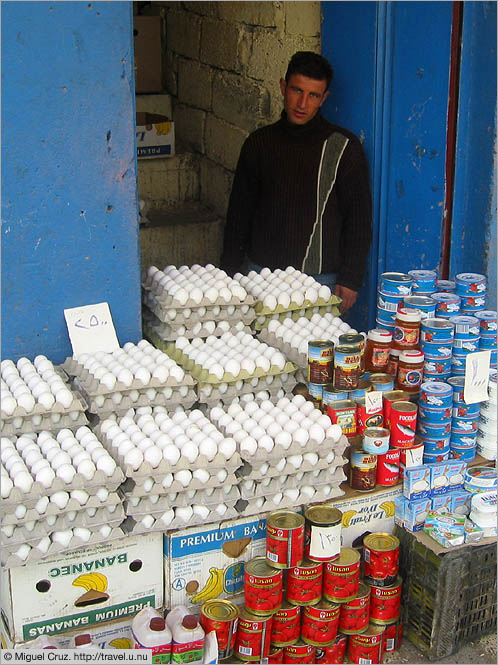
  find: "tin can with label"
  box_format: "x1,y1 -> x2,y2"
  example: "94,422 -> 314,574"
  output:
449,445 -> 476,462
302,601 -> 341,646
355,398 -> 384,434
363,427 -> 390,455
389,401 -> 417,447
347,624 -> 385,664
235,608 -> 273,662
363,533 -> 400,587
304,506 -> 342,562
450,431 -> 478,447
315,634 -> 348,664
476,310 -> 498,333
368,373 -> 395,392
270,602 -> 301,647
383,390 -> 409,427
421,318 -> 455,343
266,511 -> 305,569
431,292 -> 461,315
350,446 -> 377,492
349,379 -> 372,401
283,641 -> 316,664
408,269 -> 437,293
323,384 -> 349,406
423,450 -> 450,464
420,381 -> 453,408
423,355 -> 452,375
455,272 -> 487,294
286,558 -> 323,607
200,599 -> 239,660
369,576 -> 402,624
421,436 -> 450,454
376,447 -> 401,486
323,548 -> 361,603
268,646 -> 284,664
418,403 -> 452,422
418,419 -> 451,437
327,399 -> 357,438
244,557 -> 283,616
338,582 -> 371,634
379,272 -> 413,296
421,340 -> 453,359
308,341 -> 334,385
381,616 -> 403,655
403,295 -> 437,320
308,382 -> 323,409
333,344 -> 362,391
450,315 -> 480,338
436,279 -> 456,292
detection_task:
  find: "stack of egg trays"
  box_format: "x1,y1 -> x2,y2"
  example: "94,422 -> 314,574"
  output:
197,374 -> 297,408
142,310 -> 254,343
253,301 -> 341,332
63,358 -> 197,417
258,327 -> 332,371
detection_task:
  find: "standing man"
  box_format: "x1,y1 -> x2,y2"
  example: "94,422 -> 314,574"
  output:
220,51 -> 372,314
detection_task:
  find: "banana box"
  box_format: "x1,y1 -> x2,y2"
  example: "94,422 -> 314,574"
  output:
1,532 -> 163,643
325,484 -> 403,547
163,514 -> 267,609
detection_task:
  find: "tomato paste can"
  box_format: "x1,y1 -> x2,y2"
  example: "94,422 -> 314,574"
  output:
363,427 -> 390,455
270,601 -> 301,647
200,599 -> 239,660
363,533 -> 400,587
355,399 -> 384,434
235,608 -> 273,662
368,576 -> 402,624
308,340 -> 334,385
304,505 -> 342,562
368,373 -> 395,392
333,344 -> 362,390
315,634 -> 348,664
381,615 -> 403,654
327,399 -> 357,438
389,401 -> 417,447
323,547 -> 361,603
376,447 -> 401,486
301,600 -> 341,646
244,556 -> 283,615
268,646 -> 285,664
266,511 -> 305,569
350,445 -> 377,492
283,641 -> 316,664
286,558 -> 323,606
338,582 -> 371,634
347,624 -> 385,664
382,390 -> 409,427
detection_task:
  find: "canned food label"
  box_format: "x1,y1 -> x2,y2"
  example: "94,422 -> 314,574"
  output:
393,325 -> 419,346
309,523 -> 341,561
397,366 -> 422,388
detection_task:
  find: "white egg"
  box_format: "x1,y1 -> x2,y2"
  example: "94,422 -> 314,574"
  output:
176,505 -> 194,523
300,485 -> 316,499
240,436 -> 258,456
71,489 -> 89,505
53,529 -> 74,548
17,393 -> 35,412
14,544 -> 31,561
274,430 -> 293,449
288,454 -> 303,469
163,445 -> 181,465
124,449 -> 143,471
303,452 -> 319,466
14,471 -> 33,493
181,441 -> 199,464
99,525 -> 112,538
193,504 -> 210,519
216,469 -> 228,483
197,438 -> 217,461
284,488 -> 300,502
218,438 -> 236,459
325,424 -> 343,443
56,464 -> 76,484
50,491 -> 70,509
74,527 -> 92,542
175,469 -> 192,487
193,468 -> 210,484
275,458 -> 287,472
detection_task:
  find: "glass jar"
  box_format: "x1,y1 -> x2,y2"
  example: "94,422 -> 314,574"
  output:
392,307 -> 421,350
387,348 -> 401,376
395,350 -> 424,393
364,328 -> 392,372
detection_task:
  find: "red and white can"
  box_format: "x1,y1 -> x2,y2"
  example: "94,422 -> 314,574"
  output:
383,390 -> 409,428
355,398 -> 384,435
327,399 -> 358,438
301,601 -> 341,647
323,548 -> 361,603
235,609 -> 273,662
369,577 -> 402,624
375,448 -> 400,486
286,558 -> 323,606
266,511 -> 305,569
268,646 -> 285,664
270,602 -> 301,647
363,534 -> 400,587
200,599 -> 238,660
347,624 -> 385,664
396,439 -> 424,480
244,557 -> 283,615
315,634 -> 348,663
389,401 -> 417,447
381,616 -> 403,654
283,641 -> 316,664
338,582 -> 371,635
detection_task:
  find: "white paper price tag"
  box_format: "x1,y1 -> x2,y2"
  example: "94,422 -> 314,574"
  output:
365,390 -> 383,414
464,351 -> 491,404
309,523 -> 341,560
64,302 -> 120,358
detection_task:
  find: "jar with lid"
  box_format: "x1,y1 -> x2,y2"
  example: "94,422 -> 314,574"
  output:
364,328 -> 392,372
395,350 -> 424,393
392,307 -> 421,350
387,348 -> 400,376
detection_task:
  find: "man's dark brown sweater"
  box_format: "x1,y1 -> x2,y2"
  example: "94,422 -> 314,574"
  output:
220,111 -> 372,292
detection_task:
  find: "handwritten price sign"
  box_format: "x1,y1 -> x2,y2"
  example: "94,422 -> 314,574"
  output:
64,302 -> 120,358
464,351 -> 491,404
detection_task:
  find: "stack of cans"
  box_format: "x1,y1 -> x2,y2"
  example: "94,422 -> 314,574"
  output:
420,318 -> 454,382
449,315 -> 481,375
402,295 -> 436,321
447,377 -> 480,462
431,292 -> 461,318
455,272 -> 487,313
376,273 -> 412,332
407,270 -> 437,294
417,382 -> 452,463
477,373 -> 497,460
476,310 -> 497,368
435,279 -> 456,293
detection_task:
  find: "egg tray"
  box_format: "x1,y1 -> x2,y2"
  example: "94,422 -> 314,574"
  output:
237,484 -> 345,518
253,294 -> 341,316
197,374 -> 297,406
80,385 -> 198,417
123,498 -> 239,523
122,485 -> 240,515
238,454 -> 343,481
258,329 -> 311,369
252,304 -> 342,332
143,319 -> 254,344
143,300 -> 256,329
1,491 -> 122,526
121,503 -> 240,536
239,464 -> 347,500
119,470 -> 240,497
142,282 -> 256,310
0,410 -> 89,437
1,505 -> 126,548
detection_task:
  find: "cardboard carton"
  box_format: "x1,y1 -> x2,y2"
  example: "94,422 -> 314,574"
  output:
136,113 -> 175,159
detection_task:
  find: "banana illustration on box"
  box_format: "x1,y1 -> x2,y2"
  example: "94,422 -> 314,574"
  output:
109,638 -> 132,649
380,501 -> 395,517
341,510 -> 357,527
73,572 -> 110,607
188,567 -> 224,604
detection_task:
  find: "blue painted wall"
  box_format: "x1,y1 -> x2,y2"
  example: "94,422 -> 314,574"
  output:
1,1 -> 141,364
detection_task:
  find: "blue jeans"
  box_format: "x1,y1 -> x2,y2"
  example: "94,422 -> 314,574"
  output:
246,259 -> 337,293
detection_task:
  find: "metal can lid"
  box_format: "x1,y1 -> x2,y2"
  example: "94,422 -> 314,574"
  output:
306,599 -> 340,612
238,607 -> 270,623
383,390 -> 409,402
422,318 -> 455,330
380,272 -> 413,284
368,574 -> 403,590
327,399 -> 357,410
338,333 -> 365,345
363,533 -> 400,552
246,556 -> 282,578
420,381 -> 452,395
201,599 -> 239,622
335,547 -> 361,567
355,581 -> 372,600
369,373 -> 395,385
364,427 -> 390,439
308,340 -> 334,349
304,505 -> 342,526
268,510 -> 305,530
408,270 -> 437,280
335,344 -> 362,354
360,623 -> 386,637
403,296 -> 436,307
391,400 -> 418,415
294,557 -> 323,571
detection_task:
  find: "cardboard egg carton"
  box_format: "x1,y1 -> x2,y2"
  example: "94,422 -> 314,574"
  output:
253,303 -> 341,331
119,470 -> 240,497
258,329 -> 309,368
121,503 -> 240,535
142,281 -> 256,309
122,484 -> 240,514
253,294 -> 341,317
143,319 -> 253,344
143,300 -> 256,330
197,374 -> 297,406
237,483 -> 345,518
219,430 -> 338,463
81,384 -> 197,416
239,464 -> 347,500
1,526 -> 127,568
0,410 -> 89,437
123,497 -> 239,521
1,491 -> 122,526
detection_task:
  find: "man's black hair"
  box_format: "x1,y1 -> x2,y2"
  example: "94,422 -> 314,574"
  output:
285,51 -> 334,88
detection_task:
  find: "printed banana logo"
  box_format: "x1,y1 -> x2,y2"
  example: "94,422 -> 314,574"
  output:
109,638 -> 131,649
342,510 -> 357,527
380,501 -> 395,517
189,567 -> 224,604
73,573 -> 109,607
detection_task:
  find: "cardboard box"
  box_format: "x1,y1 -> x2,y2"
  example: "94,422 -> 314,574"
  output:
1,532 -> 163,642
163,515 -> 267,609
134,16 -> 163,93
326,483 -> 403,547
136,113 -> 175,159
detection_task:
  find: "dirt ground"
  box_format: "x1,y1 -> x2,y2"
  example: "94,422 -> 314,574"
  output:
384,632 -> 497,664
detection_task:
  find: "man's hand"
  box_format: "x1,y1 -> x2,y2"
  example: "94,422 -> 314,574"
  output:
335,285 -> 358,314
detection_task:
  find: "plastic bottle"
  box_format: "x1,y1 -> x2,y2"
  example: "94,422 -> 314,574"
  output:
132,607 -> 172,662
165,605 -> 189,631
74,634 -> 101,649
171,614 -> 205,664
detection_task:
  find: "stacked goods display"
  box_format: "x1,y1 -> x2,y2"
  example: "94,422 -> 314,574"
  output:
477,372 -> 497,459
142,264 -> 256,342
62,340 -> 197,417
476,310 -> 498,368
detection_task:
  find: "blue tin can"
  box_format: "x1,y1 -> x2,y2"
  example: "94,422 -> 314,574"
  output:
452,417 -> 479,434
419,381 -> 453,408
449,445 -> 476,461
490,349 -> 497,366
453,338 -> 481,353
421,318 -> 455,344
379,272 -> 413,296
375,318 -> 396,332
450,430 -> 478,447
460,294 -> 486,311
418,403 -> 453,422
475,310 -> 497,333
421,341 -> 453,359
418,419 -> 452,437
447,376 -> 465,402
452,402 -> 481,418
408,270 -> 438,293
422,437 -> 451,454
423,370 -> 452,383
436,279 -> 456,293
423,356 -> 452,375
431,292 -> 461,316
377,290 -> 404,313
376,306 -> 397,324
479,335 -> 497,350
402,295 -> 437,320
454,272 -> 486,295
451,354 -> 468,372
449,315 -> 480,338
322,384 -> 348,405
423,450 -> 450,464
349,382 -> 371,400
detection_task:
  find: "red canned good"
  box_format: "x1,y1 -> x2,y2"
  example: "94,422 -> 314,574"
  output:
375,448 -> 400,486
323,547 -> 361,603
355,398 -> 384,435
283,641 -> 316,664
369,576 -> 402,624
315,634 -> 348,663
286,558 -> 323,606
304,506 -> 342,562
266,510 -> 305,569
363,533 -> 400,587
235,608 -> 273,662
268,646 -> 285,664
350,445 -> 377,492
396,438 -> 424,480
338,582 -> 371,634
381,615 -> 403,654
389,401 -> 417,447
200,599 -> 239,660
270,602 -> 301,647
244,556 -> 283,615
327,399 -> 357,438
383,390 -> 409,428
302,600 -> 340,647
347,624 -> 385,664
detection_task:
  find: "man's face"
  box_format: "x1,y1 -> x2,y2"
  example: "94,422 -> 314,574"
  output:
280,73 -> 329,125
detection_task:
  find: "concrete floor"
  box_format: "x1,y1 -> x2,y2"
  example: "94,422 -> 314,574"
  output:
384,632 -> 497,664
